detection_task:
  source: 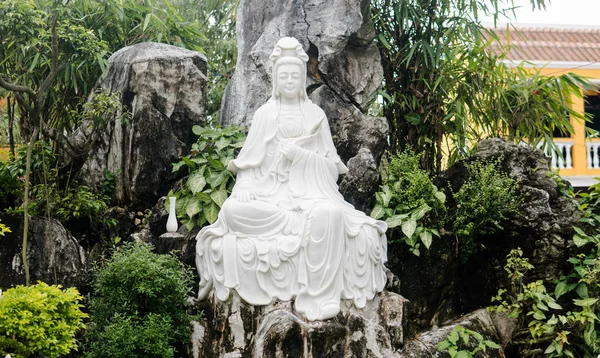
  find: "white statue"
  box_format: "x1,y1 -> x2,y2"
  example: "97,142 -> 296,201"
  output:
195,37 -> 388,320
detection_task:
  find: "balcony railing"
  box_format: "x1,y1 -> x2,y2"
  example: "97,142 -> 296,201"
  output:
538,141 -> 574,169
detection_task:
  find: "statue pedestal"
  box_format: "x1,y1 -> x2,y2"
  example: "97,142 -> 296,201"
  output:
190,290 -> 409,358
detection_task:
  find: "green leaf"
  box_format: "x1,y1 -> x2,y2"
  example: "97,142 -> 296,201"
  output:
402,218 -> 417,238
411,203 -> 431,221
484,340 -> 500,349
405,112 -> 422,125
207,171 -> 227,188
420,231 -> 433,249
455,351 -> 470,358
554,281 -> 569,299
204,202 -> 219,224
172,161 -> 186,172
385,215 -> 404,229
210,190 -> 228,208
143,13 -> 151,31
575,283 -> 589,298
532,310 -> 546,320
437,340 -> 450,351
574,298 -> 598,307
370,204 -> 385,220
187,173 -> 207,194
573,234 -> 590,247
382,185 -> 393,207
547,301 -> 562,310
544,343 -> 556,354
192,125 -> 204,135
434,190 -> 446,203
377,33 -> 391,50
185,199 -> 200,219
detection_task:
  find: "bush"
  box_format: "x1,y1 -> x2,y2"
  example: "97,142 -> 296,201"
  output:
86,243 -> 194,357
453,158 -> 520,260
371,150 -> 446,255
86,314 -> 176,358
0,282 -> 87,358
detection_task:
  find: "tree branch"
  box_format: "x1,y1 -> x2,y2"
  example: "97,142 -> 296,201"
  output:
0,75 -> 36,97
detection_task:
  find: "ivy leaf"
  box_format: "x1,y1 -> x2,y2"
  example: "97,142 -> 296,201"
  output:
185,199 -> 200,219
385,215 -> 404,229
434,190 -> 446,203
573,234 -> 590,247
210,190 -> 228,208
187,173 -> 206,194
402,218 -> 417,238
411,203 -> 431,221
382,185 -> 393,207
204,202 -> 219,224
370,204 -> 385,220
172,161 -> 186,173
420,231 -> 433,249
207,171 -> 227,188
574,298 -> 598,307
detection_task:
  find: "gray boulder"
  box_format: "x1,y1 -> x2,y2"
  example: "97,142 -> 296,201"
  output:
0,214 -> 87,289
221,0 -> 388,211
79,42 -> 207,209
191,290 -> 408,358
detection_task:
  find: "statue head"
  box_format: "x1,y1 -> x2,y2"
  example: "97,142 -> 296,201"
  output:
270,37 -> 309,102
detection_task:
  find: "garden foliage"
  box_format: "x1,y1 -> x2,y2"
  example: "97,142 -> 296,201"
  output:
169,124 -> 246,230
489,179 -> 600,357
86,243 -> 194,357
453,158 -> 520,260
0,282 -> 87,358
371,150 -> 446,256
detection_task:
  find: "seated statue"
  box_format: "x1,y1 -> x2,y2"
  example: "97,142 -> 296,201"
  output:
195,37 -> 388,321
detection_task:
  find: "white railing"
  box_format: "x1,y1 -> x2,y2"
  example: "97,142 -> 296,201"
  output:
587,142 -> 600,169
537,141 -> 573,169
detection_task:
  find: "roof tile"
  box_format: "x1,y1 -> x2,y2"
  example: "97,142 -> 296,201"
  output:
486,27 -> 600,63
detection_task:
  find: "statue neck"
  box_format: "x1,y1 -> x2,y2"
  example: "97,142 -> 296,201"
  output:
279,96 -> 301,106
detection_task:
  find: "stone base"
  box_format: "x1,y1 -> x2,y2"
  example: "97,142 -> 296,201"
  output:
191,290 -> 408,358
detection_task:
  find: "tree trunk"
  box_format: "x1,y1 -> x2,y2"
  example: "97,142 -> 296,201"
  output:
22,127 -> 39,286
7,94 -> 15,159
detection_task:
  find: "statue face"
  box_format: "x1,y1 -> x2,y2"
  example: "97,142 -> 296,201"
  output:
276,63 -> 302,100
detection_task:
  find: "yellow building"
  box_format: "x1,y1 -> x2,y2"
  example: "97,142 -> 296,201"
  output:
490,25 -> 600,187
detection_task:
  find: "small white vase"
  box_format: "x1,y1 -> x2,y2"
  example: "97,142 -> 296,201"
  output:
166,197 -> 178,233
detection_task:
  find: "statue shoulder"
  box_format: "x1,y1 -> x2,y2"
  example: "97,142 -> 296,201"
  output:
304,101 -> 326,117
251,100 -> 277,125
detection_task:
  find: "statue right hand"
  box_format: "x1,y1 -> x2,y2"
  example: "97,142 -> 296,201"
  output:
235,190 -> 255,203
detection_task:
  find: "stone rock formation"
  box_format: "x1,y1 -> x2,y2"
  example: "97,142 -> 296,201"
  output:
191,290 -> 408,358
79,42 -> 207,209
221,0 -> 388,211
0,214 -> 87,289
399,310 -> 513,358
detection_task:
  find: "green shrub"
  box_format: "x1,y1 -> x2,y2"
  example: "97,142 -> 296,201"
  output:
86,243 -> 194,357
453,158 -> 520,260
169,124 -> 246,229
371,150 -> 446,256
0,282 -> 87,358
86,314 -> 176,358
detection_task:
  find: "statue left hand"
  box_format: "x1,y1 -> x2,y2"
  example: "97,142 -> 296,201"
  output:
281,142 -> 299,160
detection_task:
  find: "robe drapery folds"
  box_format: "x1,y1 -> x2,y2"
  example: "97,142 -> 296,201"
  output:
195,99 -> 388,320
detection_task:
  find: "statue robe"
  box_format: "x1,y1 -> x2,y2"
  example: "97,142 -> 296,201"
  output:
195,98 -> 388,320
